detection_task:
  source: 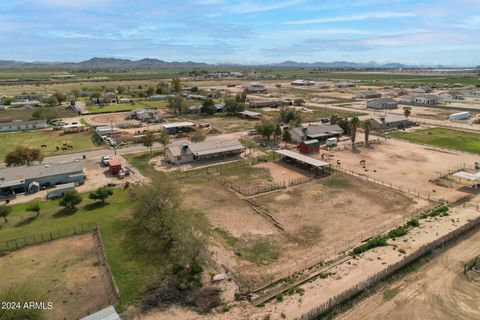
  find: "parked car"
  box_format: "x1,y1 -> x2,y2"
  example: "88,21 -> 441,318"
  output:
100,156 -> 112,166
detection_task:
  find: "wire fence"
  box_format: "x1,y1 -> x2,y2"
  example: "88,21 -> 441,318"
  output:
238,202 -> 441,294
296,214 -> 480,320
216,176 -> 312,196
0,223 -> 98,252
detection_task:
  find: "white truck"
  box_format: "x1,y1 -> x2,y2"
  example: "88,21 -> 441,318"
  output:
326,137 -> 338,147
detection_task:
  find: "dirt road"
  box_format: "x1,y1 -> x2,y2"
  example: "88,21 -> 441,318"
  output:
339,229 -> 480,320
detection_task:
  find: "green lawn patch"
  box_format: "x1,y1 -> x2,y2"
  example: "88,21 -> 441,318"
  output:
0,189 -> 169,310
0,130 -> 103,160
122,150 -> 163,178
390,128 -> 480,154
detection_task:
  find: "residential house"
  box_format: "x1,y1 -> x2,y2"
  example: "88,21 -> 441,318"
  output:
10,100 -> 40,108
366,98 -> 398,110
414,94 -> 440,105
237,110 -> 262,119
165,139 -> 245,164
127,109 -> 164,123
354,91 -> 381,99
386,88 -> 407,96
0,120 -> 47,132
245,82 -> 267,94
335,82 -> 355,88
368,115 -> 413,130
291,79 -> 315,86
248,100 -> 291,108
289,124 -> 344,144
439,91 -> 464,100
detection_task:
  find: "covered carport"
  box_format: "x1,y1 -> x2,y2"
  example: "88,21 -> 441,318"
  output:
275,149 -> 331,175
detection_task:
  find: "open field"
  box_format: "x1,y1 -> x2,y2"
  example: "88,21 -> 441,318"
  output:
389,127 -> 480,155
0,189 -> 168,310
183,114 -> 256,133
0,106 -> 76,123
338,225 -> 480,320
323,136 -> 479,202
0,232 -> 113,320
0,129 -> 104,160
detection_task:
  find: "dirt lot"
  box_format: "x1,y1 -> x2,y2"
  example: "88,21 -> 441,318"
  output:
181,167 -> 428,286
339,227 -> 480,320
0,232 -> 113,320
322,138 -> 478,202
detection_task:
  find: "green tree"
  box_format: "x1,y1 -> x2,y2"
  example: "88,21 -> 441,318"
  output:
156,82 -> 170,94
167,95 -> 185,114
59,190 -> 82,210
89,187 -> 114,204
282,128 -> 292,147
31,107 -> 61,121
130,179 -> 210,264
235,92 -> 247,103
350,116 -> 361,148
26,201 -> 41,217
171,77 -> 183,93
5,146 -> 44,166
190,130 -> 206,143
142,131 -> 156,154
274,124 -> 282,140
158,131 -> 171,152
41,95 -> 59,106
0,204 -> 12,223
201,98 -> 216,115
117,85 -> 126,94
403,106 -> 412,118
224,97 -> 245,114
363,120 -> 372,146
256,120 -> 276,140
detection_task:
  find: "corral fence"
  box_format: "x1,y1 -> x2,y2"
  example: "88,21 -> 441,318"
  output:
0,222 -> 98,252
0,224 -> 120,320
75,229 -> 120,318
171,153 -> 280,179
296,214 -> 480,320
239,202 -> 440,294
217,176 -> 312,197
332,165 -> 446,203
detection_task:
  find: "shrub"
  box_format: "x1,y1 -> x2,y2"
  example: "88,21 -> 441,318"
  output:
387,226 -> 408,239
428,205 -> 449,218
407,218 -> 420,227
276,293 -> 284,302
398,248 -> 406,254
352,236 -> 387,255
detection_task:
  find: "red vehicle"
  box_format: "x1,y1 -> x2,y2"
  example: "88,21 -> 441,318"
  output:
108,159 -> 122,175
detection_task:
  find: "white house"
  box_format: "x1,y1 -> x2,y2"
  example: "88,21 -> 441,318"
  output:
0,120 -> 47,132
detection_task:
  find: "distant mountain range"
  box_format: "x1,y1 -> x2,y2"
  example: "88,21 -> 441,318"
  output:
0,57 -> 475,70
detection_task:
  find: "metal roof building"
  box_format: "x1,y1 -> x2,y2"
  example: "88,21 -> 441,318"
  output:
165,139 -> 245,164
275,149 -> 328,168
81,306 -> 121,320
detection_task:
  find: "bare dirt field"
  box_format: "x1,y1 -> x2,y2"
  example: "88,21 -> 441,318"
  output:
0,232 -> 112,320
87,112 -> 132,126
321,137 -> 478,202
181,168 -> 429,288
338,228 -> 480,320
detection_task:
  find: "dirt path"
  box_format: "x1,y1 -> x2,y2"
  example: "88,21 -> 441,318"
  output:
339,229 -> 480,320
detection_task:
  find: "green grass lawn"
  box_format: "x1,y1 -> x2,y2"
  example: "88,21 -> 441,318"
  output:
0,189 -> 168,310
0,130 -> 103,160
390,128 -> 480,154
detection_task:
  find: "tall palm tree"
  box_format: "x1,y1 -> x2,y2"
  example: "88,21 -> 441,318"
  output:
363,120 -> 372,146
403,106 -> 412,119
350,116 -> 361,149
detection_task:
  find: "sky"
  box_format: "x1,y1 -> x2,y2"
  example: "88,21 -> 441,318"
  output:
1,0 -> 480,66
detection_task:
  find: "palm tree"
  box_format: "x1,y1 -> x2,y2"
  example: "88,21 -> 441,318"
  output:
403,106 -> 412,119
363,120 -> 372,146
350,116 -> 361,149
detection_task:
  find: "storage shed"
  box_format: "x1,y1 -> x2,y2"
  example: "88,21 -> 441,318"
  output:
298,139 -> 320,154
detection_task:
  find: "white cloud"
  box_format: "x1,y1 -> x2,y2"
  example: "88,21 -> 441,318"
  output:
286,12 -> 416,25
225,0 -> 302,14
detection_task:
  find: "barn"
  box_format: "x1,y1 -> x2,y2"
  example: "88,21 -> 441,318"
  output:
298,139 -> 320,154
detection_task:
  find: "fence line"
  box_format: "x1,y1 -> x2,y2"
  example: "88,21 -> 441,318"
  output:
0,222 -> 98,252
240,202 -> 440,294
296,214 -> 480,320
216,176 -> 312,197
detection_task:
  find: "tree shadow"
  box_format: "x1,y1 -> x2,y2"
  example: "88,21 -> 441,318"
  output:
15,216 -> 38,228
53,207 -> 77,218
83,202 -> 108,211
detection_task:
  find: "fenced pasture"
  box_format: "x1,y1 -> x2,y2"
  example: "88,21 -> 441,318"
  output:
0,230 -> 118,320
322,136 -> 479,203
